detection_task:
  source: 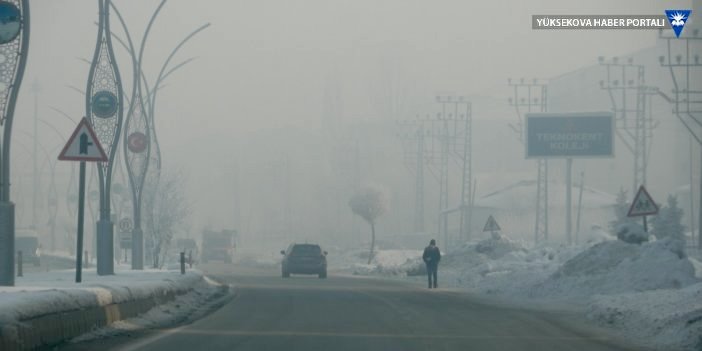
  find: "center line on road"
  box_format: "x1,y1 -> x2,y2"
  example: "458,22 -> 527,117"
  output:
167,329 -> 611,341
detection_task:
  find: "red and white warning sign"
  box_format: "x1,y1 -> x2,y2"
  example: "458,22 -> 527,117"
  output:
58,118 -> 108,162
627,185 -> 659,217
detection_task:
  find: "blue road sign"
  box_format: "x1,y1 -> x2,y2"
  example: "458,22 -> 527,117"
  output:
91,90 -> 118,118
525,112 -> 614,158
0,2 -> 20,45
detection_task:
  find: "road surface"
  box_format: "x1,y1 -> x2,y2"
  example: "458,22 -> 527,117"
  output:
65,263 -> 640,351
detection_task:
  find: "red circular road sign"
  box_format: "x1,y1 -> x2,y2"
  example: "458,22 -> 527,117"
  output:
128,132 -> 147,153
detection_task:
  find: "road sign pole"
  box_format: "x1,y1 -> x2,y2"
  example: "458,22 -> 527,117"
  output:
75,161 -> 86,283
58,118 -> 108,283
566,158 -> 573,245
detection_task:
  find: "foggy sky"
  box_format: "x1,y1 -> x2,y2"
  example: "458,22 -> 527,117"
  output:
11,0 -> 695,243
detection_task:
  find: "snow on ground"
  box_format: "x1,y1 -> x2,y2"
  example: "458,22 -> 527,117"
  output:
72,275 -> 230,343
349,249 -> 422,275
0,268 -> 221,327
353,231 -> 702,350
587,282 -> 702,351
530,238 -> 696,299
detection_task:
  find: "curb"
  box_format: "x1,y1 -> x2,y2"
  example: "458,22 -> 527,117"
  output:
0,276 -> 200,350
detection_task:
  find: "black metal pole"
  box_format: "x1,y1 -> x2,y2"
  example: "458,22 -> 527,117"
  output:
180,252 -> 185,275
75,161 -> 86,283
16,251 -> 22,277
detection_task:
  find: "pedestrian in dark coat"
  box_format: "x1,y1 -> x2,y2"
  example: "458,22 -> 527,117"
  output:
422,239 -> 441,289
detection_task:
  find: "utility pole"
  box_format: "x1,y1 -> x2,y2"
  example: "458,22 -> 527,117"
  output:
284,153 -> 292,242
398,97 -> 471,247
397,119 -> 426,233
415,127 -> 425,234
508,78 -> 549,243
457,100 -> 473,242
352,139 -> 361,243
599,57 -> 659,196
437,101 -> 449,247
31,80 -> 38,231
39,119 -> 67,252
658,21 -> 702,250
433,97 -> 471,247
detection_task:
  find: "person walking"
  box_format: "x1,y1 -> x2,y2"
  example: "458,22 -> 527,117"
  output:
422,239 -> 441,289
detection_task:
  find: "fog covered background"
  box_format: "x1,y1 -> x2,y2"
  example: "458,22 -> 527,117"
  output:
11,0 -> 698,252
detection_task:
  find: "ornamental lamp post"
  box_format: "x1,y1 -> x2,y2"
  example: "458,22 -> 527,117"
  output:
86,0 -> 124,275
0,0 -> 29,287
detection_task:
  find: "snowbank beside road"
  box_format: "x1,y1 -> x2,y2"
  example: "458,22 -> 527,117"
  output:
357,234 -> 701,350
587,282 -> 702,351
72,275 -> 229,343
0,268 -> 226,349
531,238 -> 697,298
0,269 -> 203,325
349,249 -> 422,275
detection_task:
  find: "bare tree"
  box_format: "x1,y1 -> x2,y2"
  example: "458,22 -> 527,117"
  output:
145,170 -> 190,269
349,186 -> 388,264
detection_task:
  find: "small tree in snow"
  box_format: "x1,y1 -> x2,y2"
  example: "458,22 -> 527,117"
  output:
610,188 -> 634,234
349,186 -> 388,264
146,170 -> 190,269
651,195 -> 686,241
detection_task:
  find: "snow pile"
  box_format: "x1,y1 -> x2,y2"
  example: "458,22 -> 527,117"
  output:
436,237 -> 586,296
587,282 -> 702,351
531,238 -> 698,298
72,275 -> 230,342
615,222 -> 649,244
351,249 -> 422,276
374,249 -> 422,268
466,235 -> 528,260
327,247 -> 369,271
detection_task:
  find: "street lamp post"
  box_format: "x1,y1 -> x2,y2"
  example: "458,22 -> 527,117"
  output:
0,0 -> 30,287
86,0 -> 124,275
120,0 -> 167,270
110,2 -> 208,267
38,119 -> 68,252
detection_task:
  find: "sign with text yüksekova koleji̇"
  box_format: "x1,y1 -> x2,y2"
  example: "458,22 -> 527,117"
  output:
525,112 -> 614,158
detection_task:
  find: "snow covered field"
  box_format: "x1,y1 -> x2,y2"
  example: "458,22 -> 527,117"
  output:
350,233 -> 702,351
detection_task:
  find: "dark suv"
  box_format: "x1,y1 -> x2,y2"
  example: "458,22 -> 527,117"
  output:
280,244 -> 327,278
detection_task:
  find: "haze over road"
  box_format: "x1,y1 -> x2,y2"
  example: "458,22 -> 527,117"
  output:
70,263 -> 639,351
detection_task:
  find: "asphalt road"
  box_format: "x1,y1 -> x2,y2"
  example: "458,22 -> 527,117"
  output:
67,263 -> 640,351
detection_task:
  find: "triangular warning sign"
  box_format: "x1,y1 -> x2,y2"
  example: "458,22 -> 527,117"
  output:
58,117 -> 108,162
483,215 -> 501,232
627,185 -> 659,217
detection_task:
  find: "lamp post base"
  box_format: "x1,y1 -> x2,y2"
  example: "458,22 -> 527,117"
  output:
97,219 -> 114,275
0,202 -> 14,286
131,227 -> 143,270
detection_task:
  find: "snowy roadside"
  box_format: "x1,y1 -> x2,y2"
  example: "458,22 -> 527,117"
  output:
71,275 -> 231,343
349,234 -> 702,351
0,268 -> 229,349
